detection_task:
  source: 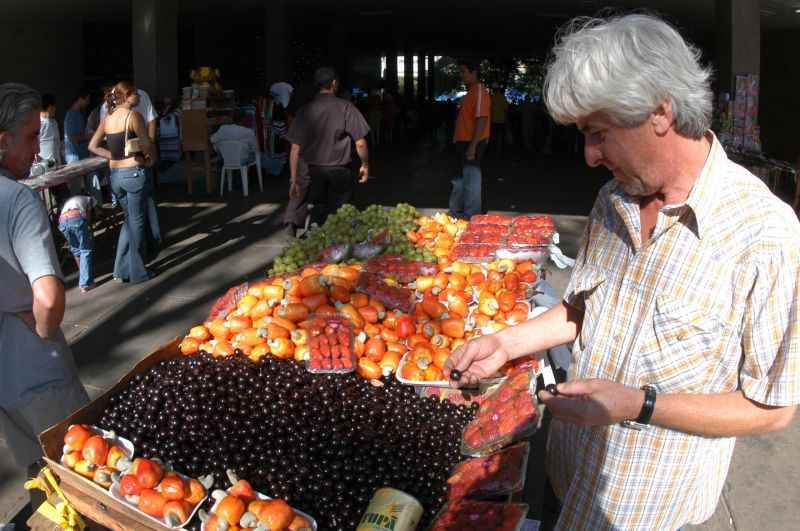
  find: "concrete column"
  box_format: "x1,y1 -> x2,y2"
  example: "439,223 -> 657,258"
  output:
385,48 -> 398,94
427,54 -> 436,101
403,46 -> 414,101
417,53 -> 427,102
132,0 -> 178,99
715,0 -> 760,94
265,0 -> 288,84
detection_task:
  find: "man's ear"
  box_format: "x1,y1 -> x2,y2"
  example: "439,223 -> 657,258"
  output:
651,100 -> 674,136
0,131 -> 11,151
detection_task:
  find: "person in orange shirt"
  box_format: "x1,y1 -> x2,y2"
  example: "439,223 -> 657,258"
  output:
450,59 -> 491,219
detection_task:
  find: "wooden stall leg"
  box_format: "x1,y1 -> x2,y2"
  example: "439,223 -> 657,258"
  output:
184,152 -> 194,195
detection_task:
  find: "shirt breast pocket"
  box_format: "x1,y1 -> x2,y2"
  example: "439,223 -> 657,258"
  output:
641,295 -> 722,393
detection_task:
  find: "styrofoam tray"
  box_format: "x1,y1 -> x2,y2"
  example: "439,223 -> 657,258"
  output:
396,352 -> 452,388
110,469 -> 207,529
61,424 -> 135,465
202,490 -> 317,531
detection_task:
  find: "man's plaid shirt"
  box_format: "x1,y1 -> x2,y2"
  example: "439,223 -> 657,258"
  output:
547,135 -> 800,530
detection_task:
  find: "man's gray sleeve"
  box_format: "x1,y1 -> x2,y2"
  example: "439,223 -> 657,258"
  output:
12,188 -> 63,284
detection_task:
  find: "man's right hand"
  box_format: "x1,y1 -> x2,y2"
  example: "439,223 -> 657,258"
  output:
443,334 -> 511,387
289,180 -> 300,199
358,163 -> 369,184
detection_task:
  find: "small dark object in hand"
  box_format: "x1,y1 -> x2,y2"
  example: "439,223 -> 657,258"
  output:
450,369 -> 462,381
546,384 -> 558,395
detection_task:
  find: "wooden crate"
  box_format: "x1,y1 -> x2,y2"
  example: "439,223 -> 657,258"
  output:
38,338 -> 182,531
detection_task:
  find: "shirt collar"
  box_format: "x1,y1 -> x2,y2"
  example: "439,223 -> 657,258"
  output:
664,132 -> 724,240
609,131 -> 723,241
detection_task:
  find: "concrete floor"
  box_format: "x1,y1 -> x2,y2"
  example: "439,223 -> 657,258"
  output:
1,144 -> 798,528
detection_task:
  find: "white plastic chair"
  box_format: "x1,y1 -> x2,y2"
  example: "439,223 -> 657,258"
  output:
216,140 -> 263,197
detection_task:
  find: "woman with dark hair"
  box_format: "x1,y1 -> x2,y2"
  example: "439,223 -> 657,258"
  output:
89,81 -> 157,283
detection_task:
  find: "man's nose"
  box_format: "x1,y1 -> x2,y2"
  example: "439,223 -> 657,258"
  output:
584,142 -> 603,168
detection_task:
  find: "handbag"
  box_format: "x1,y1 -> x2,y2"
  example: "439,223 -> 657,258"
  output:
123,111 -> 142,157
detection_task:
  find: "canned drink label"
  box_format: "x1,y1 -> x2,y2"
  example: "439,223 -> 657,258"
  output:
357,488 -> 423,531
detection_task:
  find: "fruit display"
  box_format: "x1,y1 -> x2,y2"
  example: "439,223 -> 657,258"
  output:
200,470 -> 315,530
271,204 -> 432,275
110,458 -> 211,527
99,354 -> 476,529
60,424 -> 133,488
446,442 -> 530,501
462,371 -> 540,456
429,500 -> 529,531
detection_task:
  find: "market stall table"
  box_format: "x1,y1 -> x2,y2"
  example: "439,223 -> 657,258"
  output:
20,157 -> 108,218
37,206 -> 557,530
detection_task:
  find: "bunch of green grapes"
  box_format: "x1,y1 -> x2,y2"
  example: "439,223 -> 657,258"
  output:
269,203 -> 428,276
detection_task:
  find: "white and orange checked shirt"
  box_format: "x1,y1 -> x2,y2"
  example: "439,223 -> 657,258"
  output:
547,134 -> 800,530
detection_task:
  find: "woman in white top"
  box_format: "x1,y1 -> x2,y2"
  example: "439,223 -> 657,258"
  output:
38,93 -> 62,165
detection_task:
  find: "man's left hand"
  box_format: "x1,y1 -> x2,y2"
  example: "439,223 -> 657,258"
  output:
358,164 -> 369,183
466,144 -> 477,161
538,378 -> 644,427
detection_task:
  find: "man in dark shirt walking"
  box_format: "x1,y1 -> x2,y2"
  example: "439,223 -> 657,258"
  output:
287,67 -> 371,225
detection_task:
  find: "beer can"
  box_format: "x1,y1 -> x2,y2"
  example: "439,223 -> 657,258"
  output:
356,487 -> 424,531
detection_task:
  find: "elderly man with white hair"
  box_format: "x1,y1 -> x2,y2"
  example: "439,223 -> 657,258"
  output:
0,83 -> 88,476
445,14 -> 800,530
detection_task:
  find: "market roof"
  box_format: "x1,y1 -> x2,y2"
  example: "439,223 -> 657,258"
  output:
5,0 -> 800,31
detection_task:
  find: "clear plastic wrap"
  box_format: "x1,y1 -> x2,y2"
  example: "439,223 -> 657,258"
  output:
446,442 -> 530,501
462,223 -> 508,235
461,370 -> 539,457
469,214 -> 514,226
449,243 -> 498,263
511,214 -> 554,229
207,282 -> 249,321
364,255 -> 438,284
428,500 -> 529,531
305,314 -> 356,373
456,231 -> 505,245
356,271 -> 415,313
495,247 -> 550,265
506,232 -> 553,247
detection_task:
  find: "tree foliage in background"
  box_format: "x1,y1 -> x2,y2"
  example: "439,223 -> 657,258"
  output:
433,56 -> 546,101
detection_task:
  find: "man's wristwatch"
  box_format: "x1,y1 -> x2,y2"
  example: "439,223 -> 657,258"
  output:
621,385 -> 656,430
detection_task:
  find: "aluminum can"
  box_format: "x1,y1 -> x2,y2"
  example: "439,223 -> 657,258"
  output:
356,487 -> 423,531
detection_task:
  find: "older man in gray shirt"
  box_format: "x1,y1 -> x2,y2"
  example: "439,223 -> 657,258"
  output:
0,83 -> 88,471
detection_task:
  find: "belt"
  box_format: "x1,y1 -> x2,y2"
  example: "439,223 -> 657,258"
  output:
59,209 -> 83,222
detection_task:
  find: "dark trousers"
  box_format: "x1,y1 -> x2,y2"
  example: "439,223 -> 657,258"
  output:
308,165 -> 355,226
284,160 -> 311,228
491,122 -> 506,154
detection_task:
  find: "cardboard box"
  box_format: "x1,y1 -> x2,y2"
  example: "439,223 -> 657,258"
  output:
38,338 -> 182,531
